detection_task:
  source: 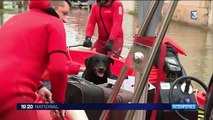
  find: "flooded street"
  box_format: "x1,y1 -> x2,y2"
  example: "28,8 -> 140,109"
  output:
65,8 -> 213,86
166,21 -> 213,86
1,8 -> 212,86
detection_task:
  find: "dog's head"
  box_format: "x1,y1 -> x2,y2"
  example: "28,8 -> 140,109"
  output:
85,54 -> 114,77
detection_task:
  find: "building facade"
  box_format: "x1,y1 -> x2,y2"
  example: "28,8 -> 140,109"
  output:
122,1 -> 213,30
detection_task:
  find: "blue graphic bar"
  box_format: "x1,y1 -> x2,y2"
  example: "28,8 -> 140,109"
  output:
17,103 -> 197,110
171,104 -> 197,110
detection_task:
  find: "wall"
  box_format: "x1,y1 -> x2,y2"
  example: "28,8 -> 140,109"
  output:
208,1 -> 213,30
162,1 -> 211,29
121,1 -> 135,13
122,1 -> 212,29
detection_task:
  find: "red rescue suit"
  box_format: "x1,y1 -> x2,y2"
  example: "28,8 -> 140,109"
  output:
42,48 -> 81,80
86,0 -> 124,58
0,0 -> 68,120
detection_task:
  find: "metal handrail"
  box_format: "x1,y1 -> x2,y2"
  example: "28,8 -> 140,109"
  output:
99,1 -> 160,120
138,0 -> 160,37
124,1 -> 179,120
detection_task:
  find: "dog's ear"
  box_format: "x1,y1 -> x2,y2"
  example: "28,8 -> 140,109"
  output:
85,56 -> 93,69
108,56 -> 114,65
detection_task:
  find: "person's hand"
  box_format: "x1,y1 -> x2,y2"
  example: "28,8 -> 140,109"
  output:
50,109 -> 65,120
83,36 -> 92,48
66,110 -> 88,120
102,40 -> 114,52
49,100 -> 65,120
79,66 -> 86,72
37,86 -> 52,103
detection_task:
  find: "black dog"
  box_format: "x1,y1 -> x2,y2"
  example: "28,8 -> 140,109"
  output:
82,54 -> 114,84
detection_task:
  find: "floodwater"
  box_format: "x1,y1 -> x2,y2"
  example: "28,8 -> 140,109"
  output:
0,8 -> 212,87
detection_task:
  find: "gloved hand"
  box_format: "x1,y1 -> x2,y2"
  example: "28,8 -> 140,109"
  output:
102,40 -> 114,52
83,36 -> 92,48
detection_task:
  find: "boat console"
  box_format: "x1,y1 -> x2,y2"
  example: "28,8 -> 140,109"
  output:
157,76 -> 207,120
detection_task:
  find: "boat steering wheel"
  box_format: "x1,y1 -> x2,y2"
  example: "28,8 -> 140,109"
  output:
168,76 -> 207,120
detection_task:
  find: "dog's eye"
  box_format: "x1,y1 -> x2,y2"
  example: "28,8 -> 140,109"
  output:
96,59 -> 100,62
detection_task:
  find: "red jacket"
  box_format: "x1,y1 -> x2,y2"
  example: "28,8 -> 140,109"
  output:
86,0 -> 124,56
86,0 -> 124,41
42,48 -> 81,80
0,1 -> 67,119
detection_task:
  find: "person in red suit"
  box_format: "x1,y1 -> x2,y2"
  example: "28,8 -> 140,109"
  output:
83,0 -> 124,58
0,0 -> 71,120
41,0 -> 86,82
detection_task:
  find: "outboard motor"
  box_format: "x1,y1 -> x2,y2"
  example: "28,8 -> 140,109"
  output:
204,75 -> 213,120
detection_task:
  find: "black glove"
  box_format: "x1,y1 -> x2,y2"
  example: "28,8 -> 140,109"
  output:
83,36 -> 92,48
102,40 -> 114,52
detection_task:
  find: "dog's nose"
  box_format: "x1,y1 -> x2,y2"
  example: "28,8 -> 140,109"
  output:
99,67 -> 104,72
